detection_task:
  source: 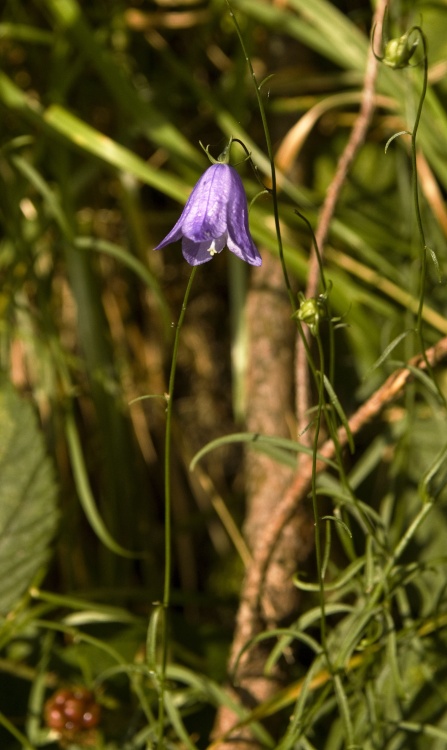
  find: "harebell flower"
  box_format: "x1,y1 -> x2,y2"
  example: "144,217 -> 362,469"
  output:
154,141 -> 262,266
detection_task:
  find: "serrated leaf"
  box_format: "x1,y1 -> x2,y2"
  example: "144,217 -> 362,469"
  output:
0,380 -> 59,615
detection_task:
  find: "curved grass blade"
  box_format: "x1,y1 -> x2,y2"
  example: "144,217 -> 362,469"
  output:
293,557 -> 365,593
0,712 -> 36,750
366,329 -> 414,374
190,432 -> 338,471
65,411 -> 139,558
323,375 -> 354,453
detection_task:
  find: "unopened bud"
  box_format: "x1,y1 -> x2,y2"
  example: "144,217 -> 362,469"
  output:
383,31 -> 418,69
295,297 -> 320,336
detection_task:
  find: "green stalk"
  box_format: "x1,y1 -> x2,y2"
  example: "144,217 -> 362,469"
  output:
158,266 -> 197,748
410,30 -> 431,357
226,0 -> 295,310
394,28 -> 444,405
0,712 -> 36,750
313,334 -> 329,656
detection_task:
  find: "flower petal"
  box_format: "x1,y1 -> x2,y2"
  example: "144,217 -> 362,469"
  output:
182,235 -> 227,265
225,168 -> 262,266
153,221 -> 183,251
227,233 -> 262,266
180,164 -> 231,241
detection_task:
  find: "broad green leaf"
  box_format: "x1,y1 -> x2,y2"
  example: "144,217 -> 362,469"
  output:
0,380 -> 59,615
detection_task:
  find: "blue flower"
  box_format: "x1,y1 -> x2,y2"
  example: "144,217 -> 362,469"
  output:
154,163 -> 262,266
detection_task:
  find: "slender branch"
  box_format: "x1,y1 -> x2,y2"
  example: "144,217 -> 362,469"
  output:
247,334 -> 447,627
158,265 -> 197,748
211,330 -> 447,748
162,267 -> 197,609
312,335 -> 329,655
312,0 -> 388,295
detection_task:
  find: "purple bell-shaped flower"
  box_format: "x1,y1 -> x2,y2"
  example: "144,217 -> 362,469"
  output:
154,162 -> 262,266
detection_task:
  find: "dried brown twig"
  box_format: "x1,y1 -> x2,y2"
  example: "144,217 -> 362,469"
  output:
211,334 -> 447,748
242,334 -> 447,623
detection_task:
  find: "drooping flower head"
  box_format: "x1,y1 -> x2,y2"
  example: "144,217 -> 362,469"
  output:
154,143 -> 261,266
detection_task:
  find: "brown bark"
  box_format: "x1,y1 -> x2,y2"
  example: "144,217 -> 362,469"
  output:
212,254 -> 313,748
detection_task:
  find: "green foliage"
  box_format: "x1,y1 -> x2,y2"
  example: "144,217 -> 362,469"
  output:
1,0 -> 447,748
0,380 -> 58,615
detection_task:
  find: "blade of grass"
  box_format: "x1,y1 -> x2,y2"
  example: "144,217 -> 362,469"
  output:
65,410 -> 139,558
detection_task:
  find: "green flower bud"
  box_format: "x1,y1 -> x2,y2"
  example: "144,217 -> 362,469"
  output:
383,31 -> 418,69
295,297 -> 320,336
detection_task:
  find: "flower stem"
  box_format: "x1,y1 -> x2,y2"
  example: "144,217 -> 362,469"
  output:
158,265 -> 197,748
226,0 -> 295,311
407,29 -> 445,405
410,30 -> 429,341
313,334 -> 329,657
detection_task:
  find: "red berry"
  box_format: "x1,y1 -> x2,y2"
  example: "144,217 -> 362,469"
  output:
82,703 -> 101,728
45,706 -> 66,730
43,687 -> 101,734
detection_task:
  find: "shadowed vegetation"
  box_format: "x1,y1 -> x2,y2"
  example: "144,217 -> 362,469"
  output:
1,1 -> 447,748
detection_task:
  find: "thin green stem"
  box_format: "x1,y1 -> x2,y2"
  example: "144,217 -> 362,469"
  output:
295,210 -> 327,296
295,208 -> 337,384
410,30 -> 428,336
226,0 -> 295,311
313,334 -> 329,657
158,265 -> 197,748
163,266 -> 197,608
407,29 -> 445,406
337,499 -> 433,667
0,712 -> 36,750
